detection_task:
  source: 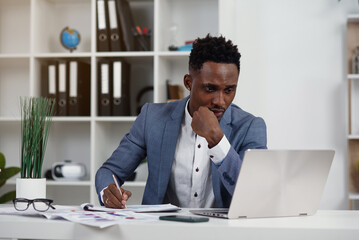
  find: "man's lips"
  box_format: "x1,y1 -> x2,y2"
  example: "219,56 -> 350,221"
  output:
210,108 -> 225,117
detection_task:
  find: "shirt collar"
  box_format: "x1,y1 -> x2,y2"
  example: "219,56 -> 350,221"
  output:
184,99 -> 192,127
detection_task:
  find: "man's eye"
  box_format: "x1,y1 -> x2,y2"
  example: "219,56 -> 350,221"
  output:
205,86 -> 215,92
225,88 -> 234,94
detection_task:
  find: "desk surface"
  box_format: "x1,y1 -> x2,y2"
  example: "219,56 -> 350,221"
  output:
0,208 -> 359,240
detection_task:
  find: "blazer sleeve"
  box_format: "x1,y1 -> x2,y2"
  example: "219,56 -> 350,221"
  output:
95,104 -> 150,203
214,117 -> 267,198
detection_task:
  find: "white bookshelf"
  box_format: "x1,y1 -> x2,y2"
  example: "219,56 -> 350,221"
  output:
347,16 -> 359,209
0,0 -> 232,205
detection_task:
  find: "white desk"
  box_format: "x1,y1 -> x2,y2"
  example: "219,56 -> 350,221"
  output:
0,208 -> 359,240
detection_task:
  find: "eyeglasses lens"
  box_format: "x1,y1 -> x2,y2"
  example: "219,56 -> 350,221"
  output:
14,199 -> 29,211
33,200 -> 49,211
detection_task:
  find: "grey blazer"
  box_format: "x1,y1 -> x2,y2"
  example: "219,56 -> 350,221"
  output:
95,96 -> 267,208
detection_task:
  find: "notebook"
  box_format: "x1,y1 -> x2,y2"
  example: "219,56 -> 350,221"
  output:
190,149 -> 334,219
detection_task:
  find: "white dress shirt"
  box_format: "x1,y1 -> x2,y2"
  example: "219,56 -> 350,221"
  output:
164,100 -> 231,208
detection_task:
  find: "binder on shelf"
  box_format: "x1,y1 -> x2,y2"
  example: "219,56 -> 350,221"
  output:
68,60 -> 91,116
96,0 -> 110,51
115,0 -> 136,51
41,61 -> 58,115
107,0 -> 124,51
57,61 -> 68,116
112,61 -> 131,116
98,60 -> 112,116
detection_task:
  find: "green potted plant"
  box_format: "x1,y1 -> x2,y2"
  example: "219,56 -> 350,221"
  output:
16,97 -> 55,199
0,152 -> 20,203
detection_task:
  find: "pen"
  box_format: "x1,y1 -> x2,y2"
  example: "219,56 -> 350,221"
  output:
112,174 -> 126,207
112,174 -> 122,195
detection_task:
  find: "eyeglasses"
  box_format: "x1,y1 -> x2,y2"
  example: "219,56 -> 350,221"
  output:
13,198 -> 56,212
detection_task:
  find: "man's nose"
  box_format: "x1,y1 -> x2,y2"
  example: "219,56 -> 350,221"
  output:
212,92 -> 225,107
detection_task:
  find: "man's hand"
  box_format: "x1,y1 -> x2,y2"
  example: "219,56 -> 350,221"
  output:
191,106 -> 224,148
103,184 -> 132,209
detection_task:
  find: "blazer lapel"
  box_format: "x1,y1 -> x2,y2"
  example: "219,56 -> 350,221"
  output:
158,97 -> 188,200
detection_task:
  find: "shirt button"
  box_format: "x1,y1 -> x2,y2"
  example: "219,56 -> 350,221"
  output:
194,192 -> 198,197
210,155 -> 214,159
196,167 -> 199,172
197,144 -> 201,148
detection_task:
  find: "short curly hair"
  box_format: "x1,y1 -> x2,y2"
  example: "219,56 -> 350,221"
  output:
189,34 -> 241,73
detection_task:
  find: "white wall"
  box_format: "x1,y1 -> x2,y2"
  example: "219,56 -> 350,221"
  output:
222,0 -> 359,210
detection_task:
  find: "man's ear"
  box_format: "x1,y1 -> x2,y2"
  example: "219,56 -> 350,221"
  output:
183,74 -> 192,91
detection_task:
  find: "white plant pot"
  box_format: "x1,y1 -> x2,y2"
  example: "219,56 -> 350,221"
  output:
16,178 -> 46,199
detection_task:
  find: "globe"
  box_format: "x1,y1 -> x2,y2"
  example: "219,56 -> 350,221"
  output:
60,27 -> 81,52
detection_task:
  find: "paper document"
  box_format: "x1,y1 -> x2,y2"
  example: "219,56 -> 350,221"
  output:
82,203 -> 180,213
0,205 -> 158,228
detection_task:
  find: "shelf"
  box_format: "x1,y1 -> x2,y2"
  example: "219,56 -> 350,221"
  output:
0,117 -> 93,122
347,16 -> 359,209
52,117 -> 92,122
348,15 -> 359,22
95,116 -> 137,122
348,74 -> 359,79
46,180 -> 91,186
123,181 -> 146,187
349,193 -> 359,200
348,135 -> 359,139
95,52 -> 155,57
157,51 -> 190,57
34,53 -> 92,58
0,54 -> 31,58
7,179 -> 91,186
0,117 -> 21,122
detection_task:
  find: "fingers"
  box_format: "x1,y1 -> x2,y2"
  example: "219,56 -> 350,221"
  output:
122,188 -> 132,199
103,184 -> 125,209
120,188 -> 132,205
103,184 -> 132,209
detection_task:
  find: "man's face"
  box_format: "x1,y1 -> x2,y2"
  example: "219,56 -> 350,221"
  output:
184,61 -> 239,121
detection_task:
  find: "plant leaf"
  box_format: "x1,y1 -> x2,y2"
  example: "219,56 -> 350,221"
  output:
2,167 -> 20,179
20,97 -> 54,178
0,152 -> 5,169
0,190 -> 16,204
0,167 -> 20,187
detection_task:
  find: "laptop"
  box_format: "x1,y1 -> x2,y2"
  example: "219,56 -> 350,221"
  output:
190,149 -> 334,219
